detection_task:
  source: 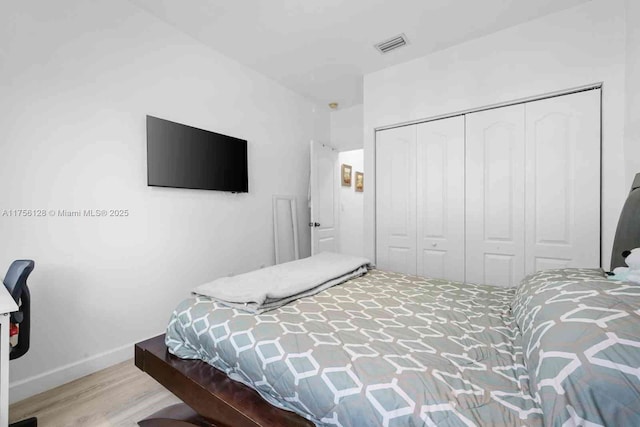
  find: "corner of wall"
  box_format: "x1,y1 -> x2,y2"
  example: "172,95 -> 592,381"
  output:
329,104 -> 364,151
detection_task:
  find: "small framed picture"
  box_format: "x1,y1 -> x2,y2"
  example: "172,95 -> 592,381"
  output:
355,172 -> 364,192
341,164 -> 352,186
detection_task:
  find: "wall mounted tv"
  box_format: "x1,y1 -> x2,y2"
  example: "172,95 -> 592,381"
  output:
146,116 -> 248,192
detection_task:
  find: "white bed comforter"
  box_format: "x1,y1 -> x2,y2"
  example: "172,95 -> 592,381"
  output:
192,252 -> 370,313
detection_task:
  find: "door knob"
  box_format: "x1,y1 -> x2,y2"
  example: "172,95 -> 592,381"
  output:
309,222 -> 321,227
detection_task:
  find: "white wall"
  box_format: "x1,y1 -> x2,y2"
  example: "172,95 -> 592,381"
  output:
330,104 -> 364,151
0,0 -> 329,402
337,150 -> 364,257
363,0 -> 627,268
625,0 -> 640,185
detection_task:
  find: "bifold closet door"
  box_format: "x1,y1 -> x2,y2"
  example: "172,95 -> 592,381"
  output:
524,90 -> 600,272
466,90 -> 601,286
416,117 -> 465,282
376,126 -> 417,275
466,105 -> 526,287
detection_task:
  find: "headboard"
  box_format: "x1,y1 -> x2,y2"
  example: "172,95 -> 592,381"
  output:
610,173 -> 640,270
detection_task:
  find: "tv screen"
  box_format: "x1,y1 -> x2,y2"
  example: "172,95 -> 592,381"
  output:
146,116 -> 248,192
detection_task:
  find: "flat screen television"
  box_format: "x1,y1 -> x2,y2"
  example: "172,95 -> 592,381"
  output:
146,116 -> 248,192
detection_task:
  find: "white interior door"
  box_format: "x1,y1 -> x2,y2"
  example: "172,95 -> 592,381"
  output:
310,141 -> 339,255
376,126 -> 417,275
416,117 -> 465,282
466,105 -> 526,287
524,90 -> 601,272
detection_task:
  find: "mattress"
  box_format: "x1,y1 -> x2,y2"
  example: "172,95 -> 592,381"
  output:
167,269 -> 540,426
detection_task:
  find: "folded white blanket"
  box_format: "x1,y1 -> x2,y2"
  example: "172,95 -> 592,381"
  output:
193,252 -> 371,313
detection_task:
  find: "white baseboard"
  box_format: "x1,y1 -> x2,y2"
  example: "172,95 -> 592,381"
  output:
8,338 -> 148,404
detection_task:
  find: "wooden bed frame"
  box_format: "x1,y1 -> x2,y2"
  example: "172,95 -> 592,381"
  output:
134,334 -> 313,427
134,174 -> 640,427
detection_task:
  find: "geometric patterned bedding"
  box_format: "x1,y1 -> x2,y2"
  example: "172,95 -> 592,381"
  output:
166,268 -> 640,427
512,268 -> 640,426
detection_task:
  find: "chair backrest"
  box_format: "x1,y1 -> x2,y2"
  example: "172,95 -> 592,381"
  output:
3,260 -> 35,360
3,260 -> 35,302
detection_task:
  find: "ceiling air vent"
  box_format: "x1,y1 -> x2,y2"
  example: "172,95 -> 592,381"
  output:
375,34 -> 409,54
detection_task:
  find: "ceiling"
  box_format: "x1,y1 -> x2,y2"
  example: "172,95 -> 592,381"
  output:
129,0 -> 590,109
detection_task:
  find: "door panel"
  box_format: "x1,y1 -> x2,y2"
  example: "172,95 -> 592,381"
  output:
416,117 -> 465,281
483,124 -> 517,242
483,254 -> 514,286
466,105 -> 526,287
421,249 -> 446,279
535,257 -> 571,271
524,90 -> 600,272
310,142 -> 338,255
376,126 -> 417,275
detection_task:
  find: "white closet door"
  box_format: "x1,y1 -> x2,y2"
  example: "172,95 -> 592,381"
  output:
466,105 -> 526,287
376,126 -> 417,275
416,117 -> 465,282
524,90 -> 600,272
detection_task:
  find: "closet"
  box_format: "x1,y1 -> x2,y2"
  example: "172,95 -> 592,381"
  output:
375,89 -> 600,286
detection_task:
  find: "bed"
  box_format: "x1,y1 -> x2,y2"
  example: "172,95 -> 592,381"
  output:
135,175 -> 640,427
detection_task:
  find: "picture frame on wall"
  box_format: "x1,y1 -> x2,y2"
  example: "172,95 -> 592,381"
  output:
341,164 -> 352,186
355,172 -> 364,192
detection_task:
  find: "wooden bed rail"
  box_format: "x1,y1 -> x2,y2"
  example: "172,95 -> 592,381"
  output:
134,334 -> 313,427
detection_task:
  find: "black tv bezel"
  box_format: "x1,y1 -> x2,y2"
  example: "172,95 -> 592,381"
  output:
146,115 -> 249,193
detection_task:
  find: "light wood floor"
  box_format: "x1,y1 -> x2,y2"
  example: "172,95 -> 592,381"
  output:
9,360 -> 181,427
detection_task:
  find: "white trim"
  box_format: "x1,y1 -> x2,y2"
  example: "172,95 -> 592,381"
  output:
8,333 -> 162,404
374,83 -> 602,132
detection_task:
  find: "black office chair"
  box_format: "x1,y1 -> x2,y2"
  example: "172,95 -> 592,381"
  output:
3,260 -> 37,427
